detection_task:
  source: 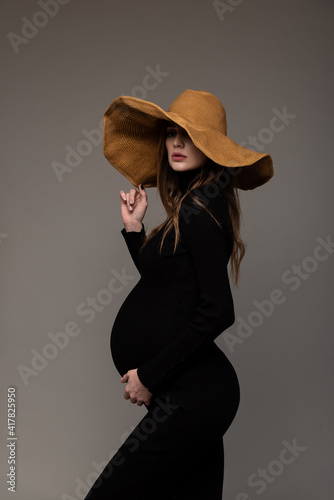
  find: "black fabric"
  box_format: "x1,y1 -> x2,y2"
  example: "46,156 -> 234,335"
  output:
84,173 -> 240,500
84,395 -> 226,500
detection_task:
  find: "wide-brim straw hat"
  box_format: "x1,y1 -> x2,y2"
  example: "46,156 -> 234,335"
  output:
103,89 -> 274,190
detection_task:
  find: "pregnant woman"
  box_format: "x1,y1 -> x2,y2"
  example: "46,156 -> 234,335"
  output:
84,89 -> 273,500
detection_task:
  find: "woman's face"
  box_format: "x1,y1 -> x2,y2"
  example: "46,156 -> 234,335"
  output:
165,122 -> 207,172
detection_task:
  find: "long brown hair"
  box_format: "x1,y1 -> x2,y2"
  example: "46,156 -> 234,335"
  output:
141,126 -> 246,285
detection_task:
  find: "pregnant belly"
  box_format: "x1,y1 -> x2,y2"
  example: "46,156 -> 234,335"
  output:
110,285 -> 181,376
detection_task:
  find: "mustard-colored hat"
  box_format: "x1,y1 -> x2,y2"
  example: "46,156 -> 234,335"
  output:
103,89 -> 274,190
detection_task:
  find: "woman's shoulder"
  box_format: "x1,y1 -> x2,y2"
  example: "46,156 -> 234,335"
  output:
181,183 -> 229,218
180,184 -> 232,236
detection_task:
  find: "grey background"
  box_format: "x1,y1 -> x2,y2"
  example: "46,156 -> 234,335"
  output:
1,0 -> 333,499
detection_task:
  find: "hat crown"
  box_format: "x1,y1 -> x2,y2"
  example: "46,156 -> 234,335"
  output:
167,89 -> 227,135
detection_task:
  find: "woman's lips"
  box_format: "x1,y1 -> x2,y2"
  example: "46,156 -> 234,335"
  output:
171,153 -> 187,161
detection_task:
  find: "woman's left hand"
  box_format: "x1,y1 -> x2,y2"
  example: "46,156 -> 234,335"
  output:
121,369 -> 152,406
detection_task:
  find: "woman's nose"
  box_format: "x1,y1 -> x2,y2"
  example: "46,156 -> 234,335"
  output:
173,132 -> 184,147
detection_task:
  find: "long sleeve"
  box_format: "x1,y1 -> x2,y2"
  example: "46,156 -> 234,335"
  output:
137,191 -> 235,394
121,224 -> 146,273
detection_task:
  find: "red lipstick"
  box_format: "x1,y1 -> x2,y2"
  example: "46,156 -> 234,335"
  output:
172,153 -> 187,160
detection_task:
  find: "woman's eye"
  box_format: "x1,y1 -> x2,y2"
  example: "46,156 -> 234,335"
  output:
166,130 -> 176,137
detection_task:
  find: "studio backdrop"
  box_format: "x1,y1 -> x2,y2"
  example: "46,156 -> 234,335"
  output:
1,1 -> 333,499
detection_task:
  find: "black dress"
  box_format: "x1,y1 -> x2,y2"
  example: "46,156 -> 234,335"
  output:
85,168 -> 240,500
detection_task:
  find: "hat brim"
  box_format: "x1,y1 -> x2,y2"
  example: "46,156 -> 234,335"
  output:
103,95 -> 274,190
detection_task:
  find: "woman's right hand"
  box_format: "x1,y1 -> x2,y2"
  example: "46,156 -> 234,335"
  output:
120,184 -> 148,231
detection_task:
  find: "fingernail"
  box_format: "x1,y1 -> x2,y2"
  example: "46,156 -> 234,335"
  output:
140,184 -> 144,190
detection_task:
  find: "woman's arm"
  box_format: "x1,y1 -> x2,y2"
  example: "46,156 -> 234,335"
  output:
119,184 -> 147,273
136,190 -> 235,394
121,224 -> 146,273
